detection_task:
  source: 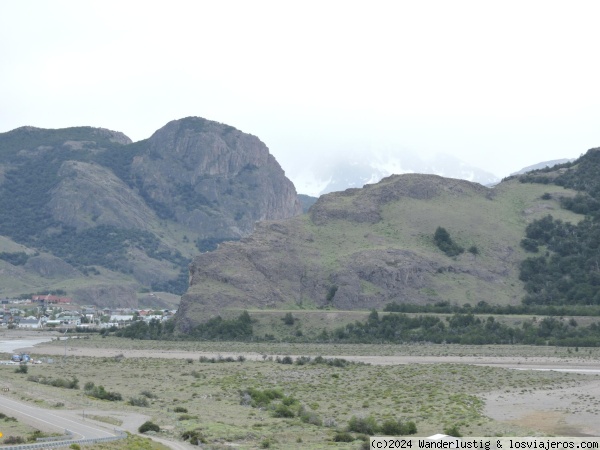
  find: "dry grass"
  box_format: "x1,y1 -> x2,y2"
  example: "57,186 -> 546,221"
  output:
37,333 -> 600,359
2,338 -> 598,448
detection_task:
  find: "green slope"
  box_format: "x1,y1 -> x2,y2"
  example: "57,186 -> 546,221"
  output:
178,173 -> 585,329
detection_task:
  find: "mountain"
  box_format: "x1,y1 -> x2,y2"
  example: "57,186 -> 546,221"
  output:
0,118 -> 301,306
175,168 -> 586,331
510,158 -> 574,176
291,151 -> 499,197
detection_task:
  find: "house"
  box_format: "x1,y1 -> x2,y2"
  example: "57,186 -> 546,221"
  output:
32,295 -> 73,305
17,318 -> 42,329
109,315 -> 135,325
57,315 -> 81,326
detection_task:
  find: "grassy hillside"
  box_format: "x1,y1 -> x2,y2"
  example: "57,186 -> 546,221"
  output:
179,174 -> 585,329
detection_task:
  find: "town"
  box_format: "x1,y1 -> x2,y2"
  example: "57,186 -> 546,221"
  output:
0,294 -> 176,329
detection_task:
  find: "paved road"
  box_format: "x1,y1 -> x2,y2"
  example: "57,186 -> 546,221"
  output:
0,394 -> 119,440
0,394 -> 197,450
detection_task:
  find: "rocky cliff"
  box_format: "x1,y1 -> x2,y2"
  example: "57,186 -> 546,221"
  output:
0,118 -> 302,305
130,117 -> 302,238
175,173 -> 584,331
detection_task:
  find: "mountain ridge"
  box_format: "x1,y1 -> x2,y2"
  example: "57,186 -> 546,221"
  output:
0,117 -> 301,306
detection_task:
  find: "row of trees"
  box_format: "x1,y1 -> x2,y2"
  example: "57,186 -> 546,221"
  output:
324,310 -> 600,346
384,300 -> 600,316
111,310 -> 600,346
115,312 -> 253,341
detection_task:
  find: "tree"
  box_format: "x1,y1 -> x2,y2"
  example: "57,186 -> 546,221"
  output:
434,227 -> 464,257
282,312 -> 295,325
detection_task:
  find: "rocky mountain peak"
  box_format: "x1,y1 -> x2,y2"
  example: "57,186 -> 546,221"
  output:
131,116 -> 302,237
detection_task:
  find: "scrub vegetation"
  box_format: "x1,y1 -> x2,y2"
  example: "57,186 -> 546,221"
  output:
2,339 -> 598,448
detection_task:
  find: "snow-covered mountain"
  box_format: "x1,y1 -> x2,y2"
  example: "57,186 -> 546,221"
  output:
291,151 -> 499,197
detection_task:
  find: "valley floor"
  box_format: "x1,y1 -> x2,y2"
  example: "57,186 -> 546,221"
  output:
2,329 -> 600,446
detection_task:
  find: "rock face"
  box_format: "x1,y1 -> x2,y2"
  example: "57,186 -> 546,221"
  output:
130,117 -> 302,238
49,160 -> 159,230
0,118 -> 302,303
24,255 -> 81,278
176,173 -> 579,332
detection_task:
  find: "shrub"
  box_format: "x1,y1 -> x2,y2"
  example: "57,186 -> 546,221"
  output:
282,312 -> 295,325
444,425 -> 462,437
15,364 -> 28,374
4,436 -> 25,444
128,397 -> 149,407
300,410 -> 322,426
181,429 -> 207,445
260,438 -> 274,448
84,382 -> 122,401
140,390 -> 156,399
273,404 -> 295,418
173,406 -> 188,413
333,431 -> 355,442
242,388 -> 284,407
276,355 -> 294,364
28,375 -> 79,389
326,285 -> 338,302
138,421 -> 160,433
178,414 -> 198,421
348,415 -> 379,435
295,356 -> 312,365
380,419 -> 418,435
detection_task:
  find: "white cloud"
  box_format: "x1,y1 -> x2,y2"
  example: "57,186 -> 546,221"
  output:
1,0 -> 599,182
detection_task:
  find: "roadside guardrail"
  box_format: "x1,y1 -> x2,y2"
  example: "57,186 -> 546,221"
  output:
0,430 -> 126,449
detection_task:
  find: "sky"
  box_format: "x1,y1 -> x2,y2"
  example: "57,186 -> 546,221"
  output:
2,1 -> 600,192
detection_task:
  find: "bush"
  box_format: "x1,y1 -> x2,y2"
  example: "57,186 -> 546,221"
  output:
84,382 -> 122,401
348,415 -> 379,435
173,406 -> 188,413
242,388 -> 284,407
380,419 -> 418,435
333,431 -> 355,442
272,404 -> 295,418
178,414 -> 198,421
138,421 -> 160,433
444,425 -> 462,437
128,397 -> 149,407
140,390 -> 156,399
299,410 -> 322,426
4,436 -> 25,444
276,355 -> 294,364
282,312 -> 295,325
28,375 -> 78,389
15,364 -> 28,374
181,429 -> 207,445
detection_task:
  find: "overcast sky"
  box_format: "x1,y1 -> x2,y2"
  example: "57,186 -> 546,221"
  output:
2,1 -> 600,186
